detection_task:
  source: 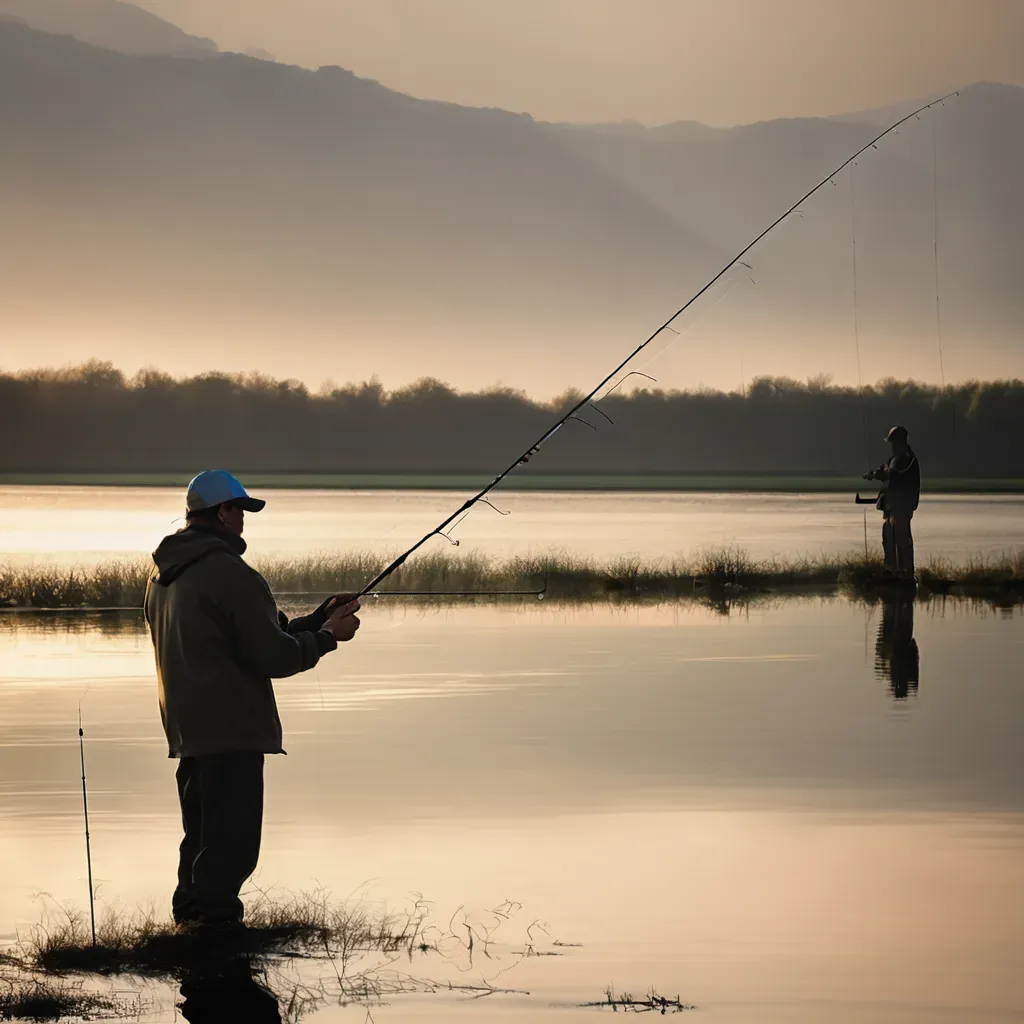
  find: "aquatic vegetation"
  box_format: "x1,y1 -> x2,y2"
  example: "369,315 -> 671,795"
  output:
0,547 -> 1021,609
12,889 -> 433,978
918,549 -> 1024,592
0,560 -> 151,610
0,964 -> 138,1020
582,986 -> 695,1012
9,890 -> 553,982
3,891 -> 568,1019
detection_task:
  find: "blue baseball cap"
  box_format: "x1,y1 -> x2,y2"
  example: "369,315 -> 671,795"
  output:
185,470 -> 266,513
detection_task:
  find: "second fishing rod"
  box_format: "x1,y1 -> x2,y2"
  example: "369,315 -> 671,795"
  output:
357,91 -> 957,598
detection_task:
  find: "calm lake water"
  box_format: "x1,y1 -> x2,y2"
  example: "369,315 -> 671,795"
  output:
0,597 -> 1021,1022
0,485 -> 1022,565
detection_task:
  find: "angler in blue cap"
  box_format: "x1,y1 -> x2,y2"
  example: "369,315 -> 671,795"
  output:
144,471 -> 361,935
863,426 -> 921,580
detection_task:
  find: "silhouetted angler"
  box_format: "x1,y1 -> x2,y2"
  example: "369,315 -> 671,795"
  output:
144,471 -> 362,934
864,426 -> 921,579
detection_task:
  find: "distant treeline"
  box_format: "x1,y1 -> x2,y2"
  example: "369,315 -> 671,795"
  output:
2,362 -> 1022,477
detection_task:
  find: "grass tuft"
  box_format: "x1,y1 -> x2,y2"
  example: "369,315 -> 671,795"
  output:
0,560 -> 151,609
11,890 -> 437,980
16,901 -> 175,977
918,549 -> 1024,591
4,892 -> 562,1016
13,894 -> 416,979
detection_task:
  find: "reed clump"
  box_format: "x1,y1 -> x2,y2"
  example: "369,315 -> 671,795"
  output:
0,560 -> 151,609
918,550 -> 1024,592
1,547 -> 1021,609
13,890 -> 429,978
6,891 -> 552,1016
16,901 -> 176,977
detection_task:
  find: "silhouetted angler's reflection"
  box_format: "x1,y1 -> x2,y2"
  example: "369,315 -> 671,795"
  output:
874,595 -> 920,699
180,956 -> 281,1023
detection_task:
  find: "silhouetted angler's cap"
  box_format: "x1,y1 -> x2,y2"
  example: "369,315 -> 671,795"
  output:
186,470 -> 266,513
885,425 -> 909,443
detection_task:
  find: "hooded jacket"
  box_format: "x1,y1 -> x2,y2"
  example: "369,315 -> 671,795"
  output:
875,447 -> 921,516
144,525 -> 337,758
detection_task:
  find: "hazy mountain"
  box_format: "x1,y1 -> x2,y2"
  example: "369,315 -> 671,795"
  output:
0,21 -> 718,390
0,0 -> 217,57
548,83 -> 1024,385
0,19 -> 1020,392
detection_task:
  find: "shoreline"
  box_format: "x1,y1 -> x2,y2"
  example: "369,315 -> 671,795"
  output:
0,584 -> 1020,612
2,549 -> 1020,609
1,472 -> 1023,494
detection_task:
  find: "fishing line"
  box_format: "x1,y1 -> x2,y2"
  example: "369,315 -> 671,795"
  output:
930,104 -> 956,475
849,161 -> 872,557
931,109 -> 946,394
849,162 -> 871,470
357,92 -> 958,596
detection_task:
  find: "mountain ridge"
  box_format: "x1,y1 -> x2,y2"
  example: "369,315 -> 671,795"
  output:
0,0 -> 218,57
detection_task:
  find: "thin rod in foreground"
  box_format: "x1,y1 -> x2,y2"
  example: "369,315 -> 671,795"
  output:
78,708 -> 97,947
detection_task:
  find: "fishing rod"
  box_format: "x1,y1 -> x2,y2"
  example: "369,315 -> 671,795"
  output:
358,91 -> 958,597
368,587 -> 545,597
275,582 -> 548,599
78,705 -> 97,947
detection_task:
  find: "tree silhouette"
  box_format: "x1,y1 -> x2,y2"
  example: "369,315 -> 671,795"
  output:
0,363 -> 1020,477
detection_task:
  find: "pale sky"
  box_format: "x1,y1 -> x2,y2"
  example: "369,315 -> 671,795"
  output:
128,0 -> 1024,125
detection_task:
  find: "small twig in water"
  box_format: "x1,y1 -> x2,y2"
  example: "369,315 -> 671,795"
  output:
581,986 -> 695,1013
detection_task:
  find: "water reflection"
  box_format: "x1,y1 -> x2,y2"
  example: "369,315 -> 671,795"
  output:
179,956 -> 282,1023
1,597 -> 1023,1024
874,595 -> 920,699
1,597 -> 1022,830
0,610 -> 144,639
0,590 -> 1020,646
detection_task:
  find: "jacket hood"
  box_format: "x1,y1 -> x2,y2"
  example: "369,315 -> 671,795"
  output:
152,525 -> 247,586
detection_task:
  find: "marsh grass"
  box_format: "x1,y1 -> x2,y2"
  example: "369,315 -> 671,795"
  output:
0,560 -> 151,609
1,547 -> 1022,609
5,892 -> 561,1020
10,890 -> 545,980
16,901 -> 178,977
918,549 -> 1024,592
13,890 -> 432,979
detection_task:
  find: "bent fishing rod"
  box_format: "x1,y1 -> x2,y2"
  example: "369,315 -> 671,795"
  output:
358,91 -> 957,597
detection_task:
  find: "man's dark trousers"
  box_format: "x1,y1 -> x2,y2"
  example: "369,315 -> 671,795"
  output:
173,752 -> 265,926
